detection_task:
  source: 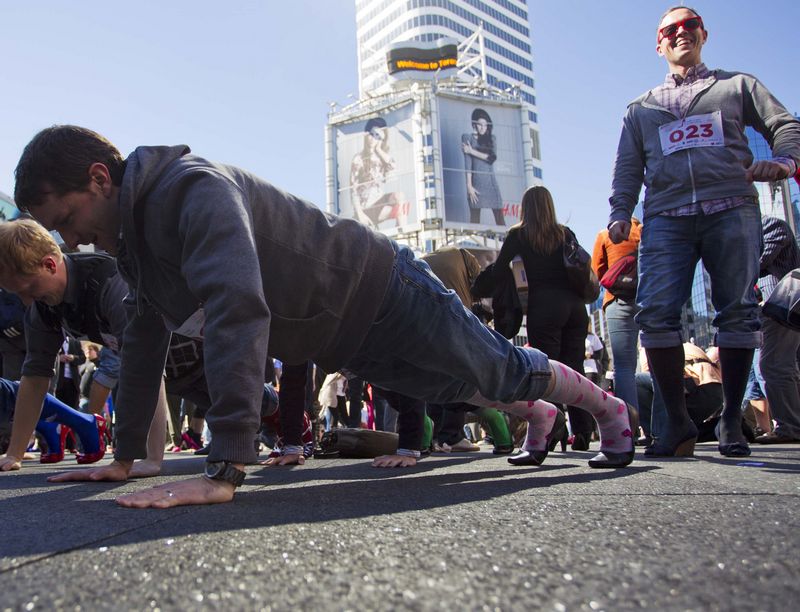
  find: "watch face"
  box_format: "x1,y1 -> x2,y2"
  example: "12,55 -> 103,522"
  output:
205,462 -> 224,478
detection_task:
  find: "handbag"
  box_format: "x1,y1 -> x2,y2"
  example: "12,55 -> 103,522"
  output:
762,268 -> 800,331
318,427 -> 399,458
563,227 -> 600,304
600,252 -> 638,301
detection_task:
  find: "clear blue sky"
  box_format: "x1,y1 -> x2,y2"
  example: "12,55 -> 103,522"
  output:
1,0 -> 797,247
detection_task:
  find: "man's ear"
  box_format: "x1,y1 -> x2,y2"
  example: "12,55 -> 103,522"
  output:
88,162 -> 113,197
656,40 -> 665,57
41,254 -> 59,274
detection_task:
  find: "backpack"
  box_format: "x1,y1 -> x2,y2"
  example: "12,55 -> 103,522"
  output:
600,252 -> 638,301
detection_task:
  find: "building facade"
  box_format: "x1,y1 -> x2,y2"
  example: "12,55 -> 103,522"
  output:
354,0 -> 542,181
0,191 -> 17,223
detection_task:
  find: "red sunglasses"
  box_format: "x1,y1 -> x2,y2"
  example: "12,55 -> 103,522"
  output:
658,15 -> 704,43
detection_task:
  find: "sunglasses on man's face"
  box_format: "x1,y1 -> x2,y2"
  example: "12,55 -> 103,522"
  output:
658,15 -> 703,43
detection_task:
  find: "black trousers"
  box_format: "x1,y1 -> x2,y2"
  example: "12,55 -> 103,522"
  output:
526,286 -> 593,435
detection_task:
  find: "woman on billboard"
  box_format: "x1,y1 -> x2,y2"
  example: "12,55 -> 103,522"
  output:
462,108 -> 504,225
349,117 -> 406,229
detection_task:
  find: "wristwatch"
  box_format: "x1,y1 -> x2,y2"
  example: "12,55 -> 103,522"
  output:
204,461 -> 246,487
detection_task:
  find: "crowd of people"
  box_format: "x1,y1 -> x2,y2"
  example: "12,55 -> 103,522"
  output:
0,6 -> 799,510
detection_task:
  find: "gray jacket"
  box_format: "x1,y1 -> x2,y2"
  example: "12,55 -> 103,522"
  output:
113,146 -> 395,462
609,70 -> 800,223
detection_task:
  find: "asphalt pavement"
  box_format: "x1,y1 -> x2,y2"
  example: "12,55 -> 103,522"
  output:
1,441 -> 799,611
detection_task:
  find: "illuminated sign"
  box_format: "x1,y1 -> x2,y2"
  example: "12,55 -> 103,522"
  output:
387,38 -> 458,76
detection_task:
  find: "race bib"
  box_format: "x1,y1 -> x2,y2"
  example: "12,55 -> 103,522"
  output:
658,111 -> 724,156
170,308 -> 206,340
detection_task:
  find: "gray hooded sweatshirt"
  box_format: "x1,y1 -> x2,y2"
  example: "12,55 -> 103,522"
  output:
112,146 -> 394,463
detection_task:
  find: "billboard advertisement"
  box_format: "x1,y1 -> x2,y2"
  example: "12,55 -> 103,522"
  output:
438,97 -> 527,228
335,103 -> 417,234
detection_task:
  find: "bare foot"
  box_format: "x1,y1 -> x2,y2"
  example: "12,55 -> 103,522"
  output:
259,453 -> 305,466
372,454 -> 417,468
129,459 -> 163,478
0,455 -> 22,471
47,460 -> 132,482
116,476 -> 235,508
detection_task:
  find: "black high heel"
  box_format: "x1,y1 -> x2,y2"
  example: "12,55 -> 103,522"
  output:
558,410 -> 569,452
508,410 -> 567,466
714,422 -> 751,457
588,403 -> 639,468
571,432 -> 592,451
644,423 -> 698,458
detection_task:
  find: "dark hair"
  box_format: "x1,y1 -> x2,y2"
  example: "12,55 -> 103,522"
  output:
659,5 -> 702,26
471,108 -> 493,126
364,117 -> 387,133
470,108 -> 494,148
14,125 -> 125,212
519,186 -> 564,255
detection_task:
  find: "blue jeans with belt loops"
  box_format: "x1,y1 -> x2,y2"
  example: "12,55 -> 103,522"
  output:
636,205 -> 763,349
344,244 -> 552,405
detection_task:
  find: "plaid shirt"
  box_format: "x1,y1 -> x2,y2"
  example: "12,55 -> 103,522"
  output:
651,63 -> 796,217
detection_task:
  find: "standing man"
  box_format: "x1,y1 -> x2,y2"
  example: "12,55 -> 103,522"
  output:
54,335 -> 85,410
608,6 -> 800,457
757,216 -> 800,443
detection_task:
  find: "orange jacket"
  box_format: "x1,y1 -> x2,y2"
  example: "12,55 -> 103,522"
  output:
592,220 -> 642,310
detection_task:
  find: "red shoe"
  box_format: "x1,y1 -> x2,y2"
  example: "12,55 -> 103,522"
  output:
181,430 -> 202,451
77,415 -> 109,464
40,425 -> 71,464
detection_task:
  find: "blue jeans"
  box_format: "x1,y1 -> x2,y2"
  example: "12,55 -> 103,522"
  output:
93,347 -> 121,389
605,299 -> 640,409
344,244 -> 552,404
636,206 -> 763,349
743,349 -> 766,401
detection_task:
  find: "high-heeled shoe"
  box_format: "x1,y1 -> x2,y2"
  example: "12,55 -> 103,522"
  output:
508,410 -> 567,466
40,424 -> 72,464
76,415 -> 109,464
588,402 -> 639,468
644,423 -> 698,458
571,431 -> 592,451
715,422 -> 751,457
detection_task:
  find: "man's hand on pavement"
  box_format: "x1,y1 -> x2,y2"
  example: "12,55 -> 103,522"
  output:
47,459 -> 133,482
372,454 -> 418,468
116,475 -> 236,508
259,453 -> 305,466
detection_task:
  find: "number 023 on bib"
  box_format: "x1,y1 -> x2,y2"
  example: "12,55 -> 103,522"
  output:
658,111 -> 724,156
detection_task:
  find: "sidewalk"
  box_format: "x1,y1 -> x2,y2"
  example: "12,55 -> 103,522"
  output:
1,442 -> 799,611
